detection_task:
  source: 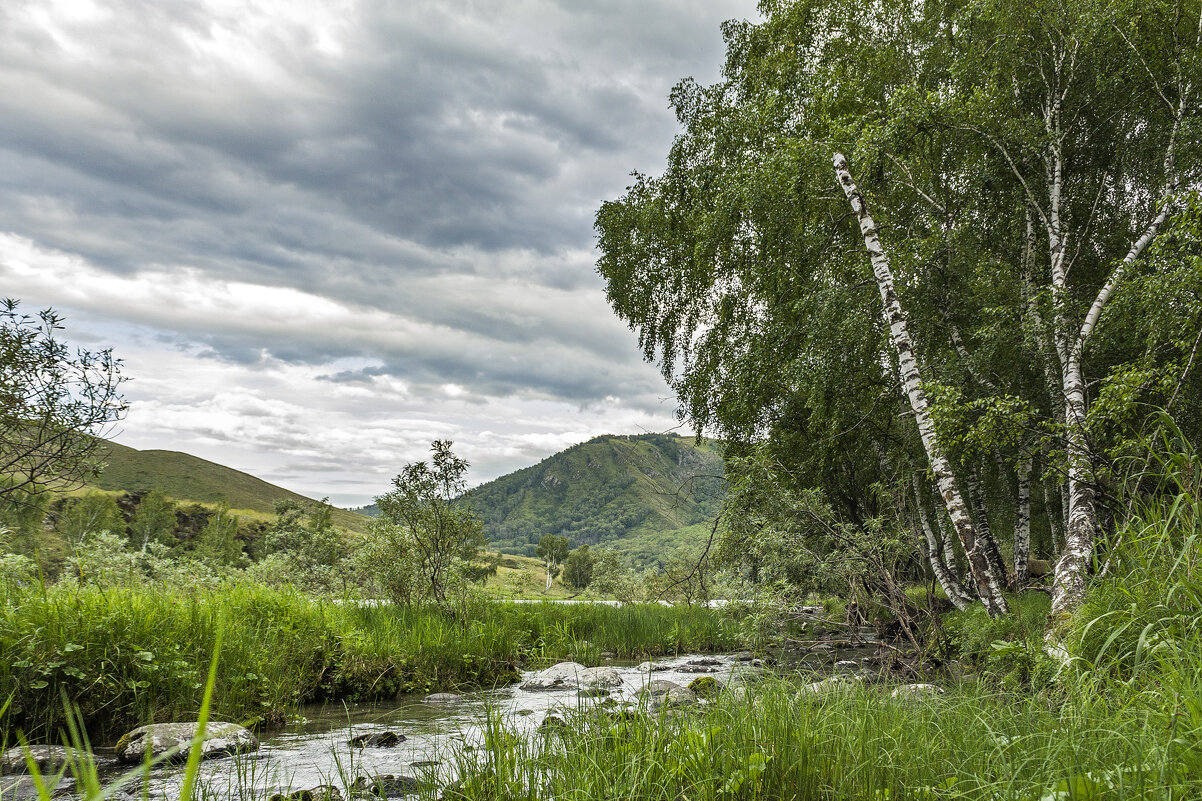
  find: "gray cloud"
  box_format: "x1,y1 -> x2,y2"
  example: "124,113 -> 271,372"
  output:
0,0 -> 755,501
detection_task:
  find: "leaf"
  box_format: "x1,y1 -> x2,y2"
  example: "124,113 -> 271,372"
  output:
29,680 -> 49,690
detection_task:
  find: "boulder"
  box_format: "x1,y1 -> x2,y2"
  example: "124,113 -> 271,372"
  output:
538,715 -> 568,733
115,721 -> 257,764
351,774 -> 422,798
677,665 -> 718,674
642,680 -> 696,710
889,683 -> 945,700
686,676 -> 723,697
270,786 -> 343,801
636,661 -> 671,672
577,688 -> 610,699
578,666 -> 623,689
834,660 -> 859,672
348,731 -> 405,748
685,657 -> 721,667
1,746 -> 74,774
422,693 -> 462,704
519,662 -> 587,691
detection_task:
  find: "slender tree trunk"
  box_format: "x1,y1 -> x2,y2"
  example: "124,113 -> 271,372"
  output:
835,153 -> 1009,617
967,465 -> 1011,590
911,474 -> 973,610
1015,450 -> 1032,585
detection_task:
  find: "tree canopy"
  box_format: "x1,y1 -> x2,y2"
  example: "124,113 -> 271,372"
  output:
596,0 -> 1201,616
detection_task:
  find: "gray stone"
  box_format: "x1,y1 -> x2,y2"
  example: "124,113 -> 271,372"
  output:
270,786 -> 343,801
348,731 -> 405,748
422,693 -> 462,704
636,661 -> 671,672
115,721 -> 257,764
835,660 -> 859,671
578,666 -> 623,689
685,657 -> 721,667
642,680 -> 696,710
677,665 -> 718,674
520,661 -> 587,691
0,775 -> 72,800
352,774 -> 421,798
1,746 -> 74,774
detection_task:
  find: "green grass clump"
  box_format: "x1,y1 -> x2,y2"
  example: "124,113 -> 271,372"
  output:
446,677 -> 1201,801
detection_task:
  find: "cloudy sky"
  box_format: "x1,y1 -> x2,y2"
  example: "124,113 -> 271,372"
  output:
0,0 -> 758,506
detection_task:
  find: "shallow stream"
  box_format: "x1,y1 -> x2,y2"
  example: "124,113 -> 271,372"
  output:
89,633 -> 882,800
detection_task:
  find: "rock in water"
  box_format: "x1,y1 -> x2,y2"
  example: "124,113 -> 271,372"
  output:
422,693 -> 462,704
0,775 -> 72,801
687,676 -> 723,697
270,786 -> 343,801
114,722 -> 257,764
351,775 -> 421,798
578,666 -> 623,689
348,731 -> 405,748
1,745 -> 75,774
642,680 -> 696,710
519,662 -> 587,691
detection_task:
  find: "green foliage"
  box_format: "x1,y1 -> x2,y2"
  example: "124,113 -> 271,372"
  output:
445,676 -> 1200,801
128,490 -> 176,552
55,492 -> 125,550
364,441 -> 486,607
562,544 -> 595,590
192,505 -> 245,567
0,300 -> 126,506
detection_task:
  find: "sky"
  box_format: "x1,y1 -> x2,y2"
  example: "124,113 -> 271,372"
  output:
0,0 -> 760,506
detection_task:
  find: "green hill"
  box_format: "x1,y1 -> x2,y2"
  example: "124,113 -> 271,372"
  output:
466,433 -> 725,566
89,440 -> 370,533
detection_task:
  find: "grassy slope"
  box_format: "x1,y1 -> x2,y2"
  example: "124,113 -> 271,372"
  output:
467,433 -> 725,565
89,440 -> 370,533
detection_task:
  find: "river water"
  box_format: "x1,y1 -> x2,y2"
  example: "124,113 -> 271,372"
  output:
94,636 -> 881,800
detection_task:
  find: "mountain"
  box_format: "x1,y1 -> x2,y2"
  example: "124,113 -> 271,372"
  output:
89,440 -> 370,533
466,433 -> 725,565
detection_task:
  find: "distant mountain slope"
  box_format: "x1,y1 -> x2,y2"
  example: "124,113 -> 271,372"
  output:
466,433 -> 725,563
90,440 -> 370,532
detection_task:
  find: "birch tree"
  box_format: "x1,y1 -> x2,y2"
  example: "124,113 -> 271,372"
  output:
596,0 -> 1199,617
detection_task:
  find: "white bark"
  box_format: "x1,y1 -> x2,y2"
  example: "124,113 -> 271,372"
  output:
1015,451 -> 1033,585
834,153 -> 1009,617
911,474 -> 973,610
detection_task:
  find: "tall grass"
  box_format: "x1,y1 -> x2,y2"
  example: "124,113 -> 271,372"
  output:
446,677 -> 1199,801
0,583 -> 741,741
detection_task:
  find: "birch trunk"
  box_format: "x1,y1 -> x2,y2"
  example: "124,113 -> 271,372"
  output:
1015,451 -> 1033,585
912,474 -> 973,610
835,153 -> 1009,617
967,466 -> 1011,590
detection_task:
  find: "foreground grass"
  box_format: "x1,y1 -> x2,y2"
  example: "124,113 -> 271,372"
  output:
443,673 -> 1201,801
0,582 -> 742,741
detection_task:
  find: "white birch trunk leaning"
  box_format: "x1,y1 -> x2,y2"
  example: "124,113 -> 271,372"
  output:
834,153 -> 1009,617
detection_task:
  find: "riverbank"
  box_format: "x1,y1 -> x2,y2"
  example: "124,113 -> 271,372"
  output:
0,582 -> 744,740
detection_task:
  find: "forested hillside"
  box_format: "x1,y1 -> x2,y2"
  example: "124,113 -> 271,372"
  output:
467,433 -> 724,562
